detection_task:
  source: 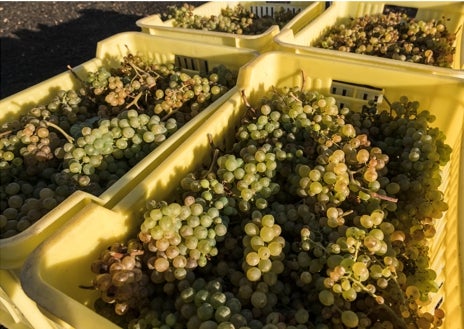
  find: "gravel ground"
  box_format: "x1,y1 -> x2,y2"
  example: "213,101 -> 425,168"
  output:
0,1 -> 202,99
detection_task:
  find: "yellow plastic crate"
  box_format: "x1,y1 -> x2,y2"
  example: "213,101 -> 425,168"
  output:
0,191 -> 103,271
0,32 -> 258,270
0,192 -> 103,329
274,1 -> 464,76
0,269 -> 73,329
136,1 -> 326,52
20,52 -> 463,329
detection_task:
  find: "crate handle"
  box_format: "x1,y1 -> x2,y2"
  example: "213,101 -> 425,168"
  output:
330,80 -> 384,109
249,3 -> 303,17
175,55 -> 209,75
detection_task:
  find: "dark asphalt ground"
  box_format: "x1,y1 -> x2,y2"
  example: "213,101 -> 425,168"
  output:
0,1 -> 202,99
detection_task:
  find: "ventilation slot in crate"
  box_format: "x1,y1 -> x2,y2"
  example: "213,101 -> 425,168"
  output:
250,3 -> 302,18
175,55 -> 209,75
330,80 -> 384,110
383,5 -> 419,18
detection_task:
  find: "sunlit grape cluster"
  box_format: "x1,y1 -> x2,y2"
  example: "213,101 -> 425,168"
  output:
314,11 -> 457,67
138,198 -> 228,281
162,3 -> 301,35
242,213 -> 285,283
0,52 -> 236,238
89,82 -> 450,329
61,109 -> 178,188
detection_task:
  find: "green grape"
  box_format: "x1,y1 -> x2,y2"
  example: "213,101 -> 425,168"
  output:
341,310 -> 359,328
319,290 -> 334,306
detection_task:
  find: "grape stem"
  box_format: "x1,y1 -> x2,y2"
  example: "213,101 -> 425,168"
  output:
67,65 -> 88,86
305,237 -> 330,255
288,92 -> 303,103
300,69 -> 306,91
342,210 -> 353,217
347,170 -> 398,203
0,130 -> 12,138
368,190 -> 398,203
44,120 -> 75,143
125,91 -> 143,110
127,60 -> 160,84
207,132 -> 224,154
161,107 -> 182,121
347,275 -> 380,299
202,133 -> 221,178
346,274 -> 410,328
240,89 -> 257,120
353,240 -> 361,261
240,89 -> 252,108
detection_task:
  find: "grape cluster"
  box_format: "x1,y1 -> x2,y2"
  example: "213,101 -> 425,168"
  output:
0,51 -> 236,238
89,239 -> 154,318
88,83 -> 450,329
314,11 -> 457,67
138,197 -> 228,281
242,213 -> 285,283
162,3 -> 301,35
0,92 -> 89,238
61,110 -> 178,188
88,54 -> 232,119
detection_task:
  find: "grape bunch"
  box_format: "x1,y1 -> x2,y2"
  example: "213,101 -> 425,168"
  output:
61,109 -> 178,188
87,53 -> 232,119
314,11 -> 457,67
138,197 -> 228,281
88,83 -> 450,329
89,239 -> 154,318
242,213 -> 285,283
162,3 -> 302,35
0,92 -> 89,238
0,51 -> 236,239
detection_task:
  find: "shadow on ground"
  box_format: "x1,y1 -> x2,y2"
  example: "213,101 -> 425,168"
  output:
1,8 -> 158,99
